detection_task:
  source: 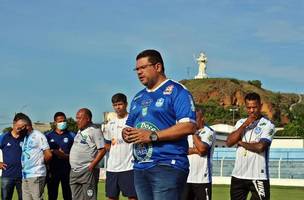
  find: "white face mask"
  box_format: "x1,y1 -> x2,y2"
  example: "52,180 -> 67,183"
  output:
56,122 -> 67,130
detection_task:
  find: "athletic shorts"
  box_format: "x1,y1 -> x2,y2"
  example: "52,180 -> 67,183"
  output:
182,182 -> 212,200
230,176 -> 270,200
106,170 -> 137,198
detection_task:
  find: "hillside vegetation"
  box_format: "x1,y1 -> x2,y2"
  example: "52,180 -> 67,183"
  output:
180,78 -> 304,137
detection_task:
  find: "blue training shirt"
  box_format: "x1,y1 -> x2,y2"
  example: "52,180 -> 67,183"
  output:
0,132 -> 24,178
126,79 -> 196,172
45,130 -> 75,173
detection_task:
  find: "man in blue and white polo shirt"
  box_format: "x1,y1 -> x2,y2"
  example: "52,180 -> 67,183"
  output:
21,113 -> 52,200
226,92 -> 275,200
0,113 -> 27,200
122,49 -> 196,200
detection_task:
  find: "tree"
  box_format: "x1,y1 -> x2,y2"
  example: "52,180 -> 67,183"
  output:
282,104 -> 304,137
2,127 -> 12,133
248,80 -> 262,88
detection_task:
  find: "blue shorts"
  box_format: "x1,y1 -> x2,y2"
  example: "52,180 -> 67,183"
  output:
106,170 -> 137,198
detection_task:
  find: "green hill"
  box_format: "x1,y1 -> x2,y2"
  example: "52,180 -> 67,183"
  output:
180,78 -> 301,127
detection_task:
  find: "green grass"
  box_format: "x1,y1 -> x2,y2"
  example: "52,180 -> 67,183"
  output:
8,181 -> 304,200
213,185 -> 304,200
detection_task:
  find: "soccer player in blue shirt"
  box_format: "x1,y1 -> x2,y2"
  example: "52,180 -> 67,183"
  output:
45,112 -> 75,200
122,49 -> 197,200
0,113 -> 27,200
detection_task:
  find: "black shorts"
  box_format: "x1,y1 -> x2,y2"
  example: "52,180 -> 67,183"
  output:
230,176 -> 270,200
105,170 -> 137,198
182,182 -> 212,200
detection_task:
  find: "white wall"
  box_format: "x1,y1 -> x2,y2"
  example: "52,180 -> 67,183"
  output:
271,139 -> 304,148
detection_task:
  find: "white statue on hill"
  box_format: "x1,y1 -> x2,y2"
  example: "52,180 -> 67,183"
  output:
194,52 -> 208,79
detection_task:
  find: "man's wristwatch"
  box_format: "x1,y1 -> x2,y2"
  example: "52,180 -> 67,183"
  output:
149,131 -> 158,142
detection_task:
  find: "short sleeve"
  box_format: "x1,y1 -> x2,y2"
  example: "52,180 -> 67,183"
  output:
0,133 -> 4,149
92,128 -> 105,149
40,134 -> 50,151
198,128 -> 215,147
126,100 -> 136,127
259,122 -> 275,143
234,119 -> 245,130
103,122 -> 111,143
173,89 -> 196,123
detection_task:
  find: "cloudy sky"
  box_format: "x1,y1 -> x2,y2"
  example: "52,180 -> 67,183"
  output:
0,0 -> 303,128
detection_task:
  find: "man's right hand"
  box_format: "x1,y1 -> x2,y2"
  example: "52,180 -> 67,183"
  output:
243,114 -> 258,127
0,162 -> 7,170
122,127 -> 134,143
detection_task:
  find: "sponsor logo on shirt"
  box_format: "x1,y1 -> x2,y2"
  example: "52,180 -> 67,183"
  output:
141,99 -> 153,107
6,142 -> 11,146
208,135 -> 213,143
268,129 -> 275,136
50,139 -> 55,142
163,85 -> 174,95
155,98 -> 164,107
134,122 -> 159,162
260,122 -> 267,126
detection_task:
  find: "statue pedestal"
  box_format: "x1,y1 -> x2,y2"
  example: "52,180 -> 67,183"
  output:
195,72 -> 208,79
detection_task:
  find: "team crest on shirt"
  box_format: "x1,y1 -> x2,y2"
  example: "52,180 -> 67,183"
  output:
255,127 -> 262,134
142,107 -> 148,116
63,137 -> 68,143
155,98 -> 164,107
87,189 -> 93,197
163,85 -> 174,95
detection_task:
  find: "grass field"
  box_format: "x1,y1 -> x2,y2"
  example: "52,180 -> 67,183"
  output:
7,180 -> 304,200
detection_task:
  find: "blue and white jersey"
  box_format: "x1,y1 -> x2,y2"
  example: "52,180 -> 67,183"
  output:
187,125 -> 216,184
232,116 -> 275,180
45,130 -> 75,173
21,130 -> 50,179
126,79 -> 196,171
0,132 -> 24,178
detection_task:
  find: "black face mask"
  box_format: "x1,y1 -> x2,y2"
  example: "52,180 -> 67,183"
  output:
19,128 -> 28,135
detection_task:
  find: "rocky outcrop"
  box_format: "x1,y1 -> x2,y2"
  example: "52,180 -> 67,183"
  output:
180,78 -> 299,124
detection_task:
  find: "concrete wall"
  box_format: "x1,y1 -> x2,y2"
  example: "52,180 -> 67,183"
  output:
271,139 -> 304,148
